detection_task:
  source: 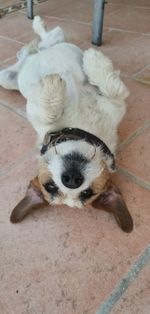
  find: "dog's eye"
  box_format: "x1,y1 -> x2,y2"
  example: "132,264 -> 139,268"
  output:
80,188 -> 94,201
43,181 -> 58,194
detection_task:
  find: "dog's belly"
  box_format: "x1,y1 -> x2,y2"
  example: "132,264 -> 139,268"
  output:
18,43 -> 85,100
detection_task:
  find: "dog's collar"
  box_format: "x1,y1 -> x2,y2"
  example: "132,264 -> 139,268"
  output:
41,127 -> 115,171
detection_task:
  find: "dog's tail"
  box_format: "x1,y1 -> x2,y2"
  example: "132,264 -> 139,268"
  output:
83,48 -> 129,101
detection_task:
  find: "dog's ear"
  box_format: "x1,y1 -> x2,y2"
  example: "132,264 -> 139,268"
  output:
92,182 -> 133,232
10,177 -> 48,223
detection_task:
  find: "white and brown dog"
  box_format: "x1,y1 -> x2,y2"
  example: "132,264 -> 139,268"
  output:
0,16 -> 133,232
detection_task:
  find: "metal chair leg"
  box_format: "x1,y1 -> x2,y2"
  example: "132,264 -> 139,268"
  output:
92,0 -> 106,46
27,0 -> 33,19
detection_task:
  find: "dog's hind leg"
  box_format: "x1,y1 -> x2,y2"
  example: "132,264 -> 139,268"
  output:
0,54 -> 26,90
26,74 -> 66,141
0,44 -> 31,90
0,68 -> 19,90
83,48 -> 129,102
0,17 -> 65,90
32,16 -> 48,40
33,16 -> 65,49
0,35 -> 41,90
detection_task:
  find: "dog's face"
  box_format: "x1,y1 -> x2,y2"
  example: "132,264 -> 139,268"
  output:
38,140 -> 110,208
10,139 -> 133,232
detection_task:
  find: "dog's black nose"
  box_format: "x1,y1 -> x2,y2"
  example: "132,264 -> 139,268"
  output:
61,171 -> 84,189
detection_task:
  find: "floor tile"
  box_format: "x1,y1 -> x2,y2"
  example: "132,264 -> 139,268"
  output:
0,12 -> 33,40
103,3 -> 122,16
118,78 -> 150,142
0,58 -> 27,114
0,166 -> 150,313
0,0 -> 17,8
112,262 -> 150,314
0,37 -> 22,64
109,0 -> 150,7
134,66 -> 150,85
90,31 -> 150,76
0,153 -> 37,218
104,6 -> 150,34
32,0 -> 93,23
0,88 -> 26,113
36,0 -> 123,21
0,56 -> 16,69
118,127 -> 150,183
0,106 -> 36,171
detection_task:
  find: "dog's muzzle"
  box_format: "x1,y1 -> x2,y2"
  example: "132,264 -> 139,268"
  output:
41,127 -> 116,172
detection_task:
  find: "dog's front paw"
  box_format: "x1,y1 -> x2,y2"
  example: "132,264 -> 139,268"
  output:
42,74 -> 66,97
40,74 -> 66,110
83,48 -> 113,75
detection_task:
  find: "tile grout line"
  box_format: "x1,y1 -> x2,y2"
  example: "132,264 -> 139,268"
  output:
15,31 -> 35,42
131,64 -> 150,79
43,14 -> 92,25
133,77 -> 150,86
108,4 -> 150,10
0,56 -> 16,67
96,245 -> 150,314
19,8 -> 92,25
19,2 -> 150,11
0,35 -> 25,45
117,120 -> 150,153
108,27 -> 150,37
18,11 -> 150,36
116,166 -> 150,191
0,101 -> 27,120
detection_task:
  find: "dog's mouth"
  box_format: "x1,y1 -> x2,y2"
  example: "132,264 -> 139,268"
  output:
40,127 -> 116,172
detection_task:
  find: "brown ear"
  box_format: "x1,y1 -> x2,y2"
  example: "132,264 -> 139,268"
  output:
10,177 -> 48,223
92,182 -> 133,232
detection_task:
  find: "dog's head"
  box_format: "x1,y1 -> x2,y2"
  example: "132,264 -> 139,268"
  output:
10,131 -> 133,232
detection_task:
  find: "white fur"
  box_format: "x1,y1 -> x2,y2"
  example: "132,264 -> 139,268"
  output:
0,16 -> 129,207
45,141 -> 103,202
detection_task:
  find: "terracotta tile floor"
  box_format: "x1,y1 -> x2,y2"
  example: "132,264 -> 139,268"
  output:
0,1 -> 150,313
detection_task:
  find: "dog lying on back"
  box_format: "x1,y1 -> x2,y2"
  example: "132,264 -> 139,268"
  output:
0,16 -> 133,232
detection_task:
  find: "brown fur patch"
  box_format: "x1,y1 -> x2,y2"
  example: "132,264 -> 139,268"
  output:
37,158 -> 67,205
37,158 -> 54,204
84,165 -> 110,207
38,158 -> 53,183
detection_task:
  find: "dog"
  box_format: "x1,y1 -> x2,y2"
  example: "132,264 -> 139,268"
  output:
0,16 -> 133,232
